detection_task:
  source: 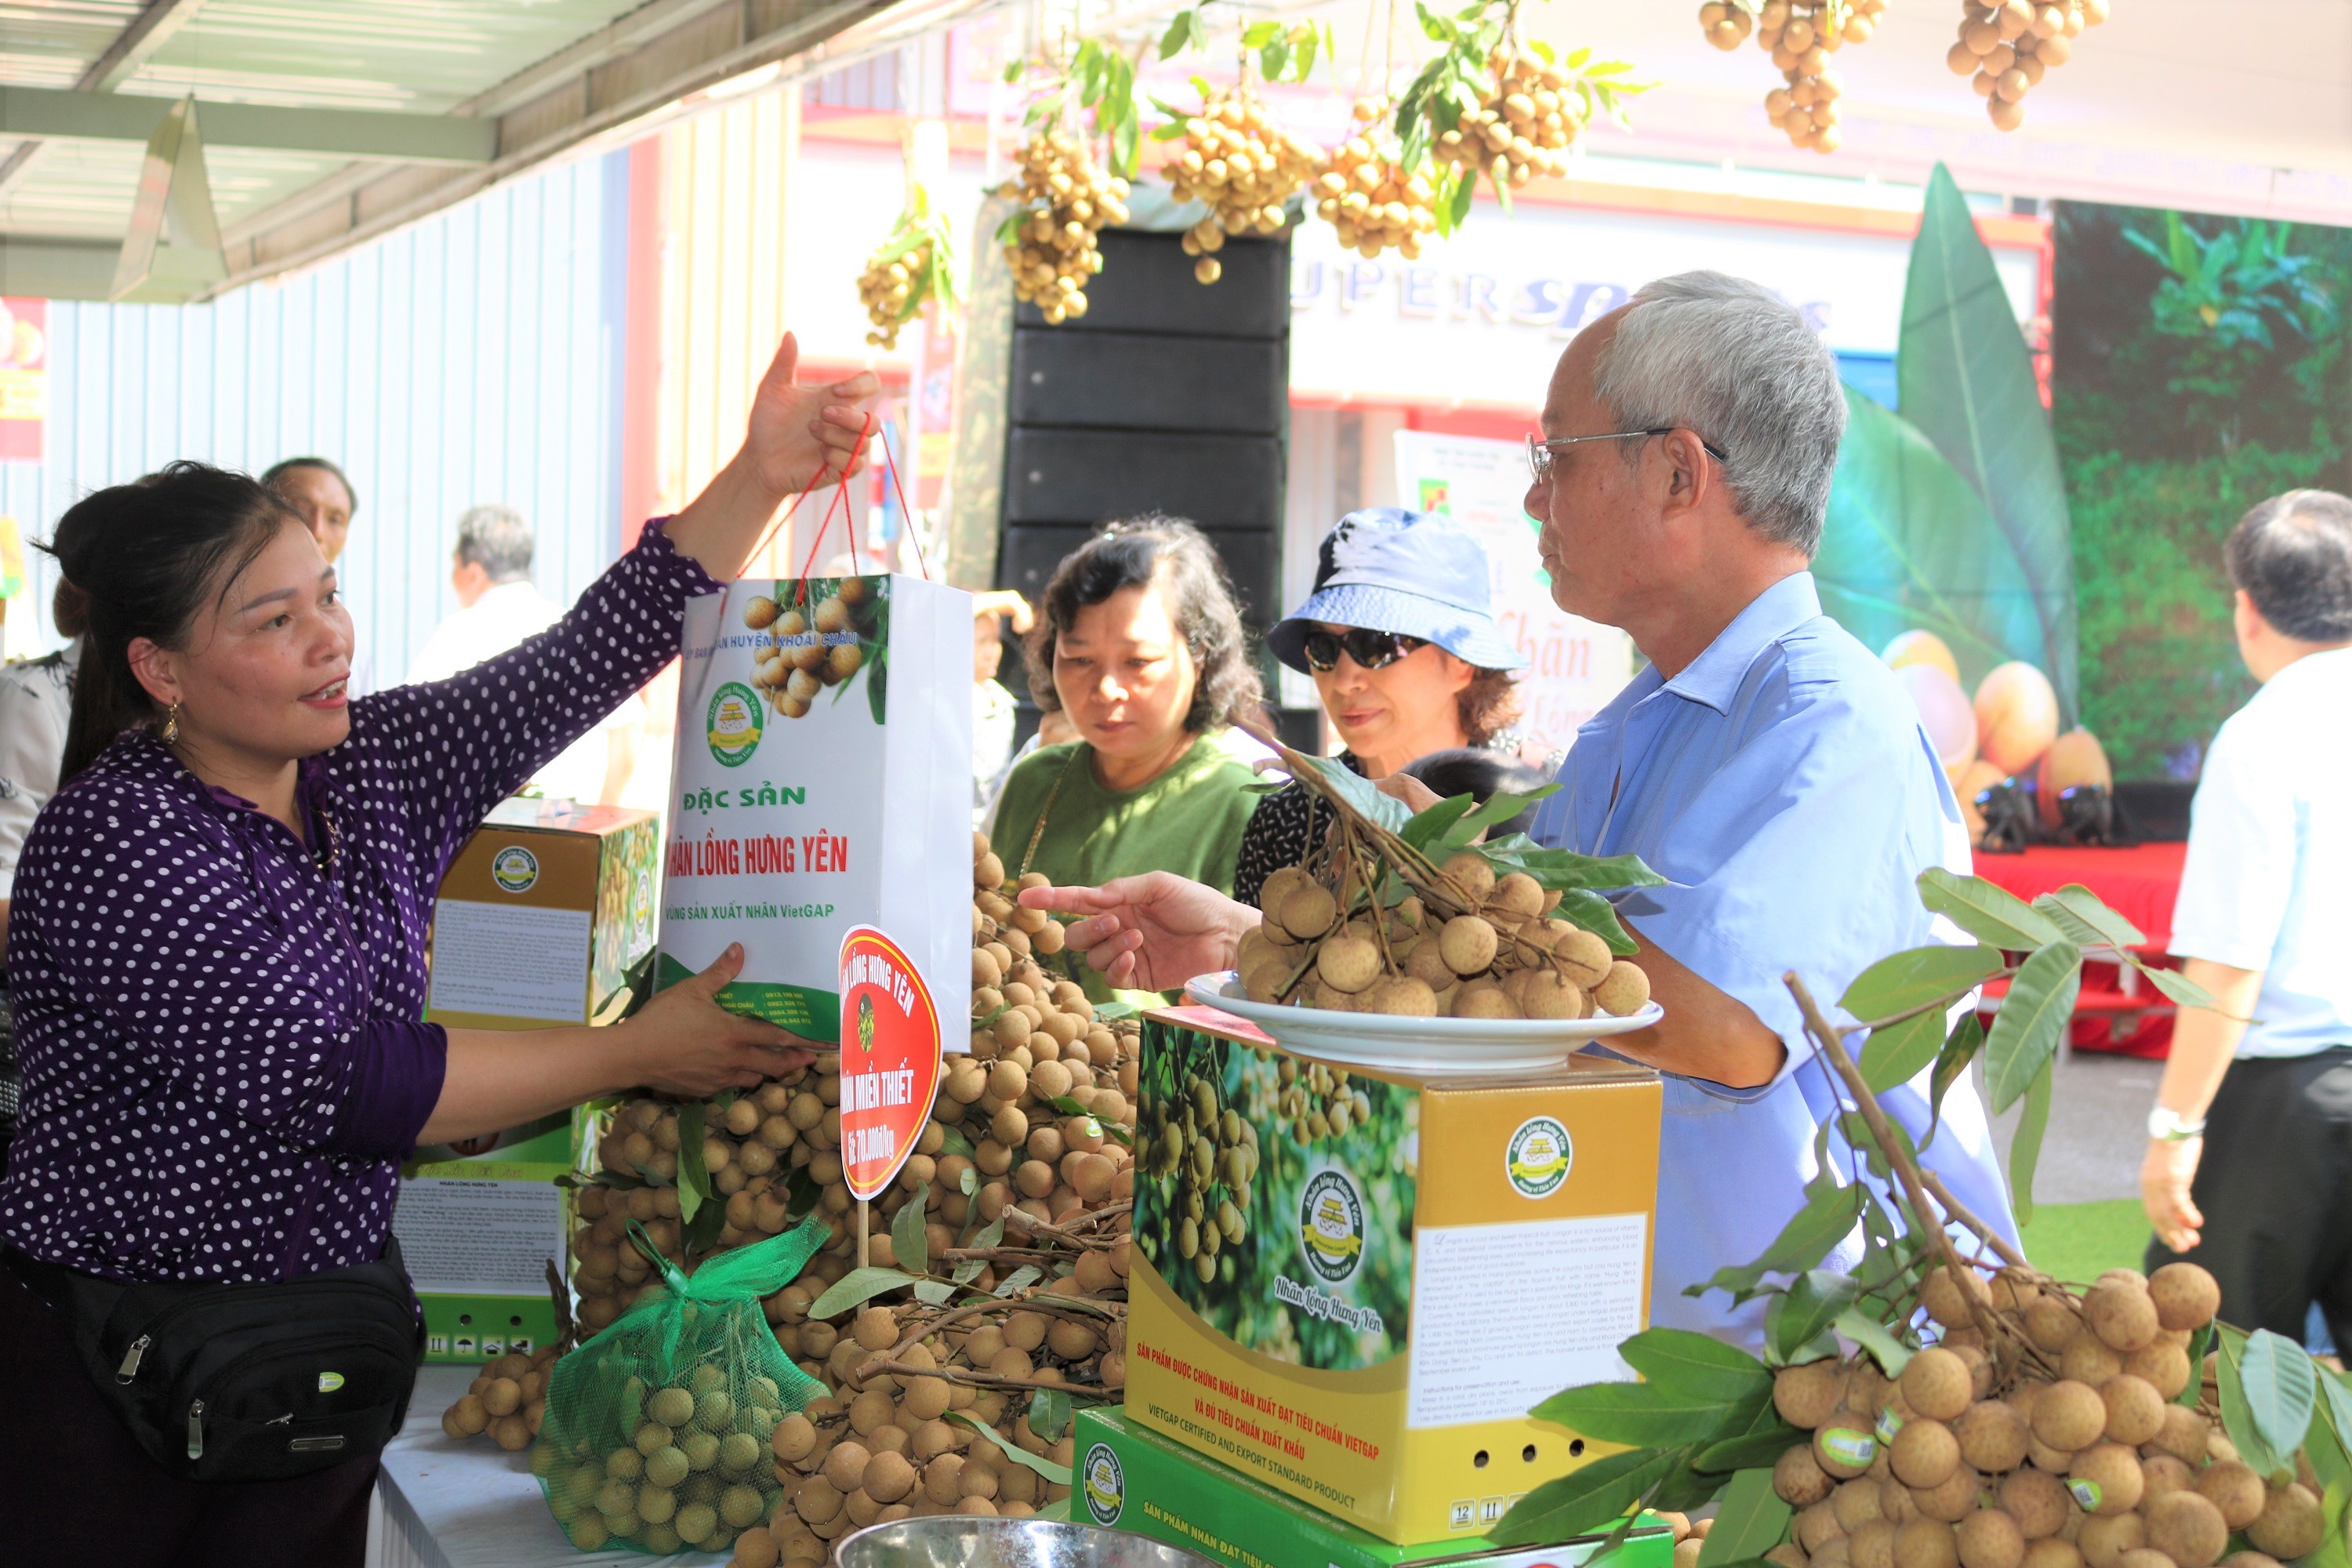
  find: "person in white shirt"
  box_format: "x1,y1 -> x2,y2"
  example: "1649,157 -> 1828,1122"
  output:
0,579 -> 84,1154
263,456 -> 375,696
2143,488 -> 2352,1345
406,505 -> 644,804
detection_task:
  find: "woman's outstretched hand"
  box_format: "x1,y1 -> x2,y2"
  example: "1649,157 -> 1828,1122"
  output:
621,944 -> 816,1096
1017,873 -> 1260,993
742,332 -> 882,499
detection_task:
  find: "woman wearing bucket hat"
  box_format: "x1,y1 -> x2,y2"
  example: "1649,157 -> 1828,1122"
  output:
1233,508 -> 1541,909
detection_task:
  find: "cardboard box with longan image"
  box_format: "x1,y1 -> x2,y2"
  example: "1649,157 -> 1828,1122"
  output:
1124,1007 -> 1663,1544
394,799 -> 662,1364
1072,1403 -> 1679,1568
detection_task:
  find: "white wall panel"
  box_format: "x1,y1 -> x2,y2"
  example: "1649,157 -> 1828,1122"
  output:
1,153 -> 625,683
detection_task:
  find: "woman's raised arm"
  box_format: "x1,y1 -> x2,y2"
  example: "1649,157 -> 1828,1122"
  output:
664,334 -> 880,579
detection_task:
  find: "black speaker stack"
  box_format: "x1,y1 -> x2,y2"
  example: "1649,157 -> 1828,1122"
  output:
995,226 -> 1289,626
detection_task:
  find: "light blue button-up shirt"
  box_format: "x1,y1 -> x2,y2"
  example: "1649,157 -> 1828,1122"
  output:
1529,572 -> 2018,1345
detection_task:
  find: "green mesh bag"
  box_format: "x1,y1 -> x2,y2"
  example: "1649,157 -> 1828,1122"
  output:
533,1216 -> 828,1555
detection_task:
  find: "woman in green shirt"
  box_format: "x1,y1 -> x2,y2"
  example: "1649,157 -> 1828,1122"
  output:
992,516 -> 1265,1001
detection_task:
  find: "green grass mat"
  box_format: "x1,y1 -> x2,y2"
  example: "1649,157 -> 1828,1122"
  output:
2018,1199 -> 2150,1285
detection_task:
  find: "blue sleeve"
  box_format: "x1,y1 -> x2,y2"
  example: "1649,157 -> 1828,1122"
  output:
1611,676 -> 1944,1087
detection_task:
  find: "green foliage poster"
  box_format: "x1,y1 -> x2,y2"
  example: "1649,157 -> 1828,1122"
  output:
2052,201 -> 2351,778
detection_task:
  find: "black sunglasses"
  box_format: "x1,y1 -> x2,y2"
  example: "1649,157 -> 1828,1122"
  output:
1302,628 -> 1428,673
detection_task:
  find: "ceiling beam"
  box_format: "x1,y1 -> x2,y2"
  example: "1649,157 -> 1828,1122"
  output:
0,87 -> 497,165
0,237 -> 126,300
212,0 -> 993,299
0,0 -> 211,199
85,0 -> 212,94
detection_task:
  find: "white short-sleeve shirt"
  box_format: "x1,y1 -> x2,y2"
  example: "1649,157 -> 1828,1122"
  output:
2169,645 -> 2352,1058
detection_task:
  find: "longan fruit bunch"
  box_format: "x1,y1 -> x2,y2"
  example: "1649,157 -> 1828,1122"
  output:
1312,98 -> 1439,262
1163,86 -> 1324,285
856,241 -> 935,350
1757,1260 -> 2329,1568
1706,0 -> 1890,154
1240,851 -> 1652,1020
1135,1064 -> 1258,1283
1945,0 -> 2108,132
1000,130 -> 1129,325
1433,49 -> 1584,193
541,1363 -> 789,1555
740,578 -> 874,720
441,1344 -> 562,1450
740,1261 -> 1130,1564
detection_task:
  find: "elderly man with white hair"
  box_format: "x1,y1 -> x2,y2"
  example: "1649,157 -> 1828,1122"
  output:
1024,272 -> 2016,1345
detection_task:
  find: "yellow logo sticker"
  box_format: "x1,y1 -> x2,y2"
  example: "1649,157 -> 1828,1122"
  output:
1505,1116 -> 1573,1198
1298,1169 -> 1366,1283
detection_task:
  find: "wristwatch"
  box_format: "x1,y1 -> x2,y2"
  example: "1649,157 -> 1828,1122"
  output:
2147,1106 -> 2207,1142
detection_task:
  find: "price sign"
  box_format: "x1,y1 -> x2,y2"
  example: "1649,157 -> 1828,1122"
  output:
837,925 -> 942,1202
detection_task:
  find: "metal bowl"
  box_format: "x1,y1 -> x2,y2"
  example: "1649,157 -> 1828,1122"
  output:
833,1515 -> 1219,1568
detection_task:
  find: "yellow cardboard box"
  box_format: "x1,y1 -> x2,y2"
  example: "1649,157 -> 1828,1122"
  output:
1126,1006 -> 1662,1544
423,798 -> 662,1033
394,799 -> 661,1362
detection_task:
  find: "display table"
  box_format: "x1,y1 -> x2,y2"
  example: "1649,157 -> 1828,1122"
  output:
1972,843 -> 2188,1058
370,1366 -> 729,1568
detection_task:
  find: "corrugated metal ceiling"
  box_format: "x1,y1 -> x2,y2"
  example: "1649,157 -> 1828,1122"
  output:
0,0 -> 946,297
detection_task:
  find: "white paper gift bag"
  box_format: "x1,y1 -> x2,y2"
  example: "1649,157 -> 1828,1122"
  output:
660,565 -> 974,1045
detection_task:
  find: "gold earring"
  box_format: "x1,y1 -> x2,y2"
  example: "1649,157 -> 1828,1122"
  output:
162,702 -> 180,745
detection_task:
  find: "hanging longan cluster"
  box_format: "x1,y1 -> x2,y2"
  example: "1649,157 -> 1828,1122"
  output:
856,241 -> 935,350
1240,852 -> 1652,1020
741,576 -> 875,721
1312,98 -> 1439,262
1000,131 -> 1130,325
542,1368 -> 790,1555
442,1345 -> 563,1451
1751,1261 -> 2331,1568
1434,49 -> 1583,194
1700,0 -> 1889,155
1163,87 -> 1324,285
1946,0 -> 2107,132
1136,1066 -> 1258,1283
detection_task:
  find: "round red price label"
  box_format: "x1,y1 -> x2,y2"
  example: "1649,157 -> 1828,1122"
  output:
837,925 -> 943,1202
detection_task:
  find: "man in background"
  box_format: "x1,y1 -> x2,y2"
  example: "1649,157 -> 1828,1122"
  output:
971,589 -> 1034,824
2143,488 -> 2352,1346
263,456 -> 372,695
408,503 -> 643,804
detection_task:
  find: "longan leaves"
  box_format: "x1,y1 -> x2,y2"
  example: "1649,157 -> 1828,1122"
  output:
2006,1061 -> 2053,1225
676,1102 -> 712,1228
891,1193 -> 929,1275
949,1409 -> 1073,1484
1696,1466 -> 1793,1568
1686,1166 -> 1863,1303
1027,1385 -> 1079,1443
1983,939 -> 2081,1112
2238,1327 -> 2321,1483
1617,1328 -> 1773,1403
1915,867 -> 2064,951
1530,1381 -> 1769,1449
1488,1445 -> 1679,1547
1841,944 -> 2002,1030
808,1265 -> 925,1320
1764,1269 -> 1860,1367
1923,1011 -> 1984,1149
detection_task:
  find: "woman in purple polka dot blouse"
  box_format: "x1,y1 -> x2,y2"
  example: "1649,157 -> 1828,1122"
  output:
0,337 -> 877,1562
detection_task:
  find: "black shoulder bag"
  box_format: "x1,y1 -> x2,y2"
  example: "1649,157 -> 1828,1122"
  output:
5,1239 -> 424,1482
